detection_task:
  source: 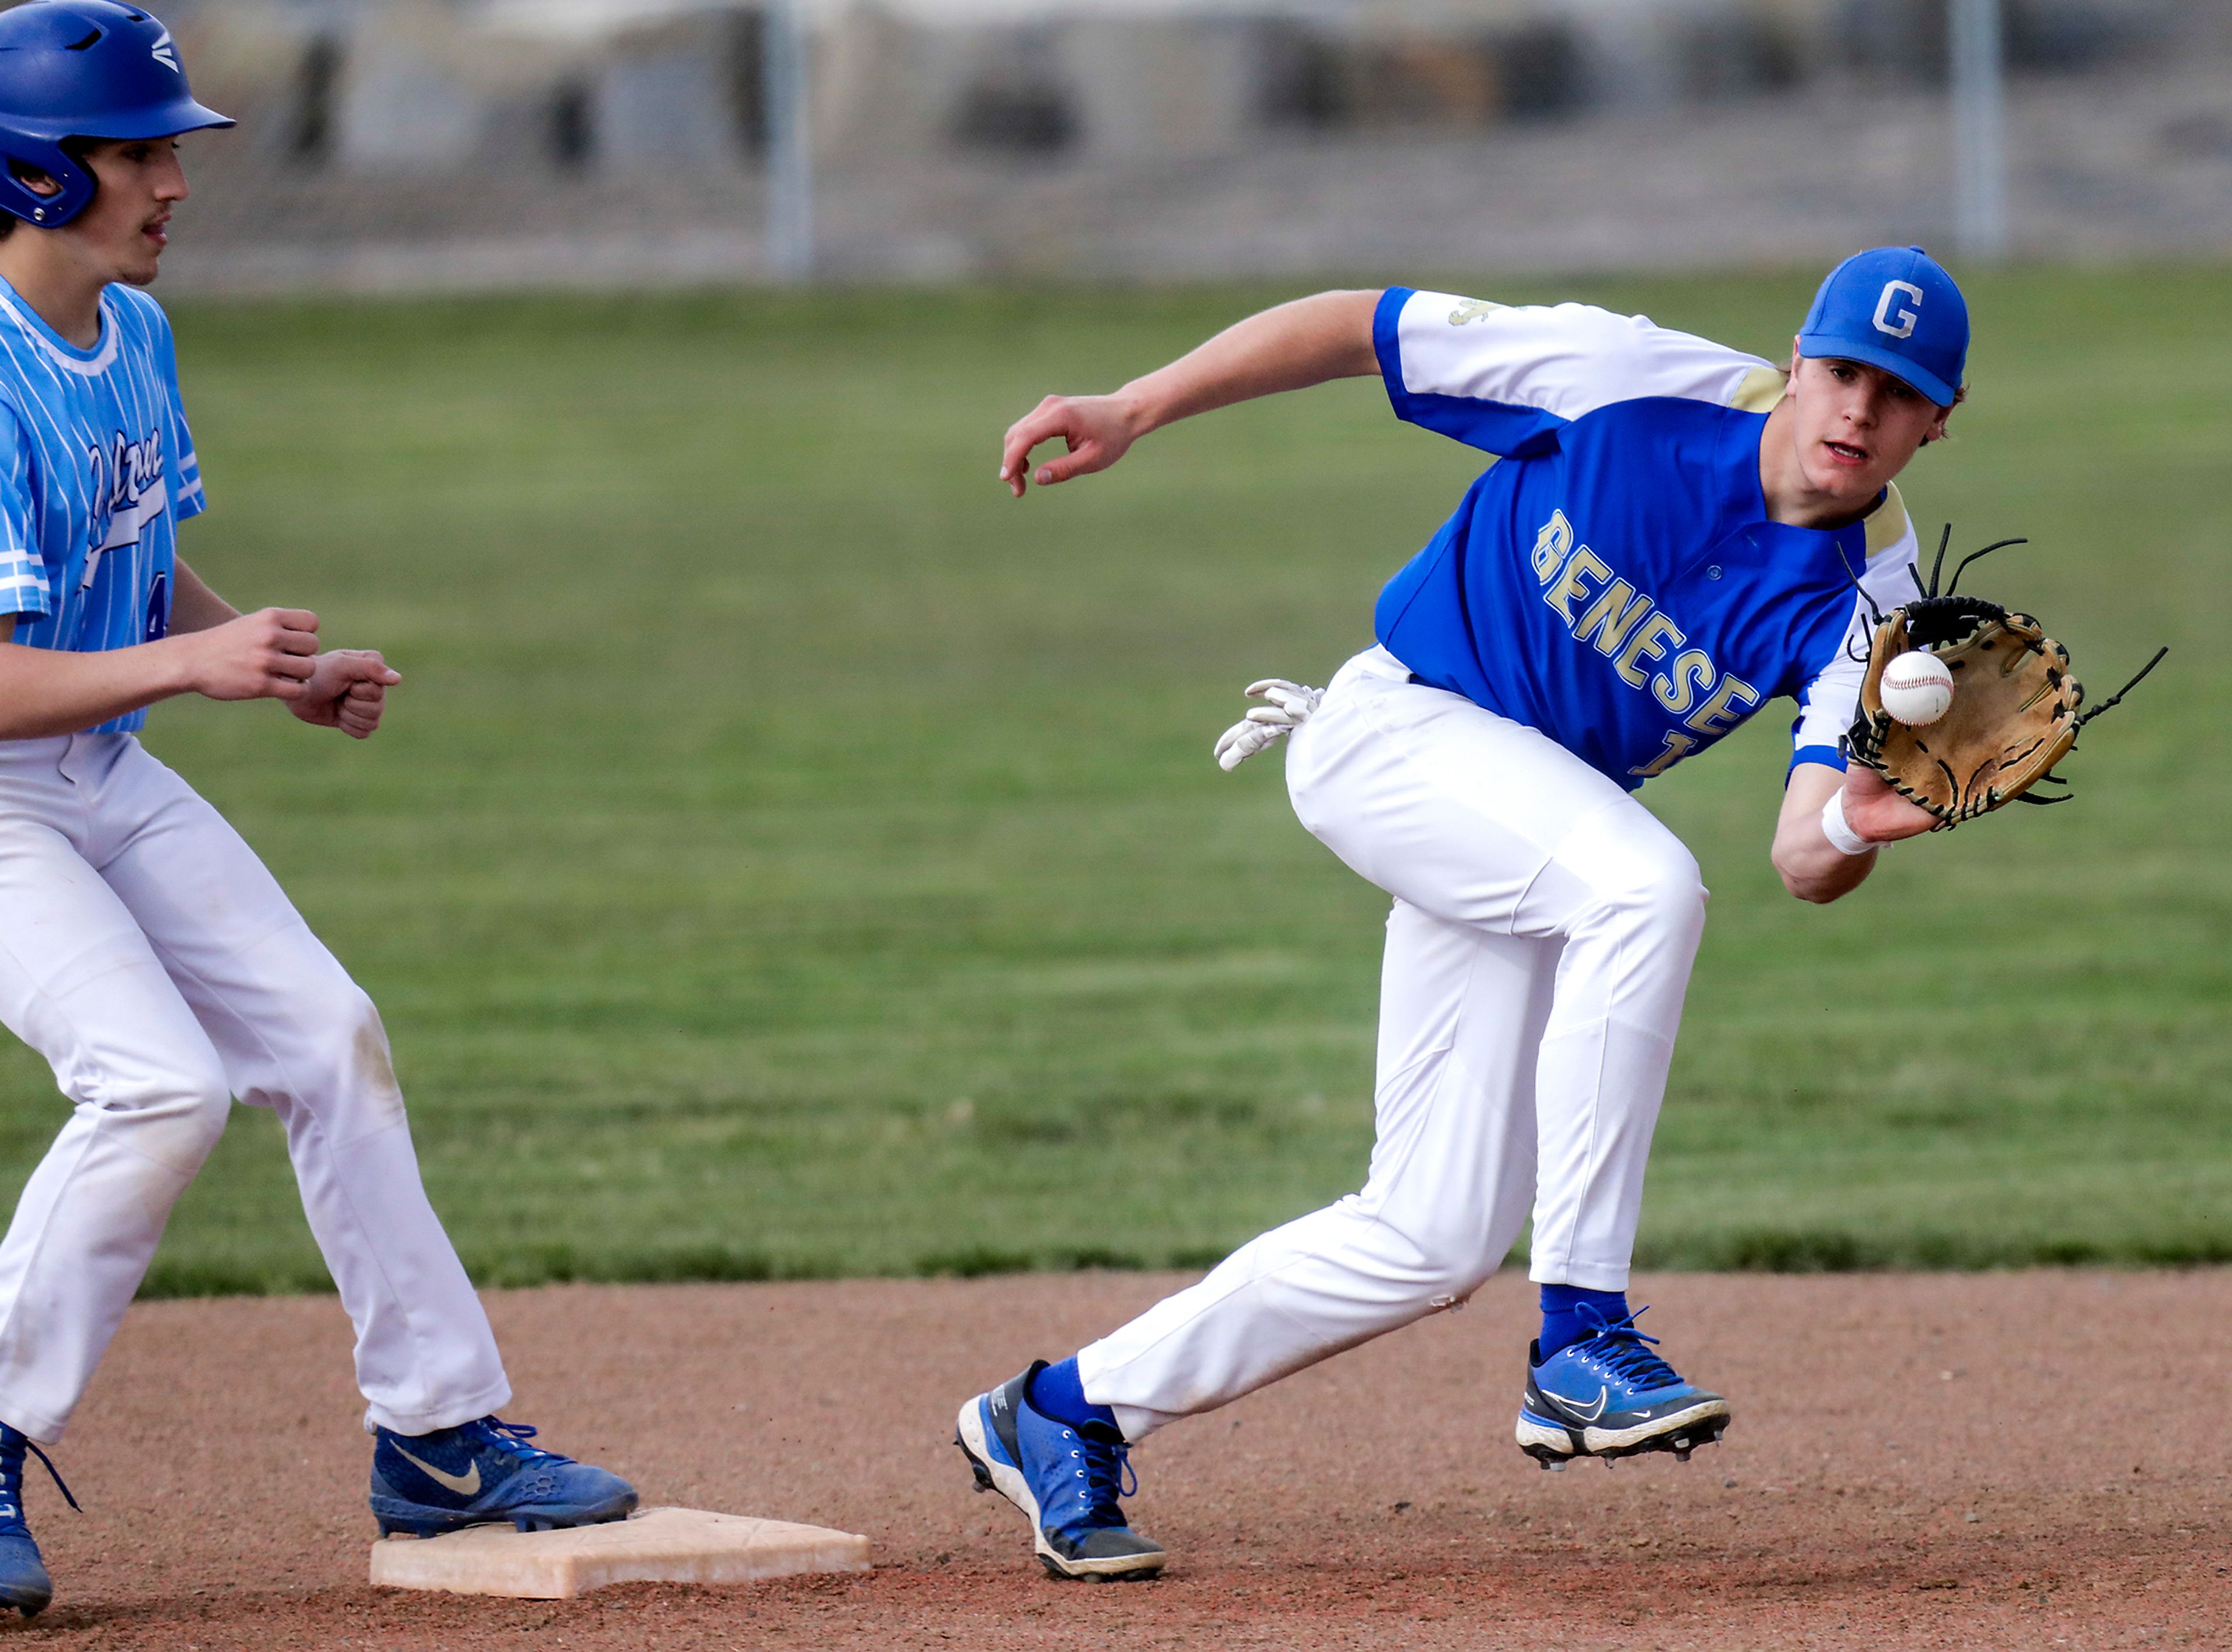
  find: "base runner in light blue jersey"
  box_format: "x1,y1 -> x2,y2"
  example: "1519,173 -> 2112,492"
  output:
958,253 -> 1970,1575
0,5 -> 633,1617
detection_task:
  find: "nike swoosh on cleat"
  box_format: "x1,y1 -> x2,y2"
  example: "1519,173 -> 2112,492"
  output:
1563,1387 -> 1610,1422
393,1446 -> 481,1497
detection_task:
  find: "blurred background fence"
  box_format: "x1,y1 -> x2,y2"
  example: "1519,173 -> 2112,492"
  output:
144,0 -> 2232,291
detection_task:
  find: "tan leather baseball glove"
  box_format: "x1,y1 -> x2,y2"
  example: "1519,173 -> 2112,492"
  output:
1843,532 -> 2166,830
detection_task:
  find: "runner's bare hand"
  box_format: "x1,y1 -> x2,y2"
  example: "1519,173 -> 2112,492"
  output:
181,607 -> 320,703
289,648 -> 401,738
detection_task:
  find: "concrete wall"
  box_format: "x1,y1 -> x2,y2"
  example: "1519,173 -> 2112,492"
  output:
141,0 -> 2232,292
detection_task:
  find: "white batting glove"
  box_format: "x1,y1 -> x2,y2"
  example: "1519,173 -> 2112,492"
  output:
1213,678 -> 1323,771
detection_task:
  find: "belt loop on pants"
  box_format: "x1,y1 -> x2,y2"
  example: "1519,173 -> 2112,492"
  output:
0,734 -> 78,784
56,733 -> 112,789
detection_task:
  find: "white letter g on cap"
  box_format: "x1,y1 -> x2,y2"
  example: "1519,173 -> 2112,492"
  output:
1873,281 -> 1923,339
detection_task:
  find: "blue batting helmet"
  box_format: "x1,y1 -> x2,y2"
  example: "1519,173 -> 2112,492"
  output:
0,1 -> 231,228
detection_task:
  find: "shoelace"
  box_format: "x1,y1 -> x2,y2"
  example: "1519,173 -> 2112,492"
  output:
1572,1305 -> 1683,1391
465,1417 -> 568,1465
1070,1430 -> 1139,1525
0,1431 -> 80,1522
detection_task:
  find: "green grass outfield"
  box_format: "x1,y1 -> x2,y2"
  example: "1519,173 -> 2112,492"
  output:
7,268 -> 2222,1296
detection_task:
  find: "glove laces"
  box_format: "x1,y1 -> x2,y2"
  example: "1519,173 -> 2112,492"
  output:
1573,1305 -> 1682,1391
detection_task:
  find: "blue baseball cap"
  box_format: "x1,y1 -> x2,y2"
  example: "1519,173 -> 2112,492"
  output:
1797,246 -> 1968,407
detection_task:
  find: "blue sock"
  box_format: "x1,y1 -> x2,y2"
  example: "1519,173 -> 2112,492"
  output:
1026,1357 -> 1118,1435
1537,1285 -> 1631,1361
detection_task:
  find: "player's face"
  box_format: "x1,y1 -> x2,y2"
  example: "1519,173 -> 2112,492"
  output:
1786,347 -> 1952,511
68,136 -> 189,285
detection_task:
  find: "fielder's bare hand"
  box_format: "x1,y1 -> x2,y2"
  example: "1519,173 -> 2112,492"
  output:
289,648 -> 402,739
997,292 -> 1383,500
999,393 -> 1145,497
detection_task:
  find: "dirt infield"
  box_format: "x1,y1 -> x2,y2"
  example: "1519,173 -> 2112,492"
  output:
8,1268 -> 2227,1650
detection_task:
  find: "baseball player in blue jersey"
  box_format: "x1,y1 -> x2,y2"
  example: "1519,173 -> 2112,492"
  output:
957,253 -> 1968,1578
0,3 -> 634,1615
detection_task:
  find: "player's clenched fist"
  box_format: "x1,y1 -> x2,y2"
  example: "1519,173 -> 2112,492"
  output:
999,393 -> 1143,496
290,648 -> 403,739
179,606 -> 321,702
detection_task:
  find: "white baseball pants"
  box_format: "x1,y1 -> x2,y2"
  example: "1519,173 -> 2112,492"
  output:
0,733 -> 509,1443
1079,647 -> 1707,1439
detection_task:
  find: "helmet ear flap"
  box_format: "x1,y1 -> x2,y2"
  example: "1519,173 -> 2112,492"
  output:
0,138 -> 95,228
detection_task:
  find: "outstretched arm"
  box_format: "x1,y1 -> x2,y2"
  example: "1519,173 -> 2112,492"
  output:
1773,762 -> 1936,903
999,289 -> 1383,497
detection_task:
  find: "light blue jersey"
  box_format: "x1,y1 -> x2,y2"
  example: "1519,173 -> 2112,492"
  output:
0,274 -> 204,735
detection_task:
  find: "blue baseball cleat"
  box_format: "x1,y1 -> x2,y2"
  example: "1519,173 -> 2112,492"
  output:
955,1362 -> 1165,1581
369,1416 -> 636,1536
1516,1306 -> 1730,1468
0,1424 -> 76,1618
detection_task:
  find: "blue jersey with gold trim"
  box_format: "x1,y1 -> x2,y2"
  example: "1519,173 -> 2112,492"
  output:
0,275 -> 205,736
1369,286 -> 1915,788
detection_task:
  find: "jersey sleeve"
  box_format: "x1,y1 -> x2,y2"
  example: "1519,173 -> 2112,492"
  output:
1373,286 -> 1782,457
1788,494 -> 1920,772
0,402 -> 51,622
172,402 -> 204,521
150,303 -> 205,521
